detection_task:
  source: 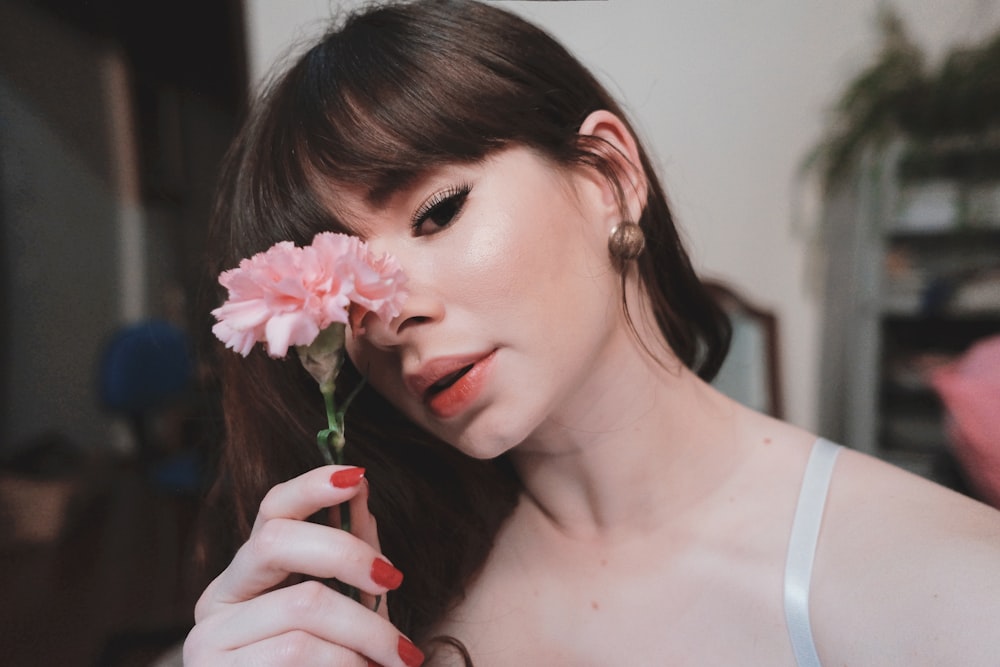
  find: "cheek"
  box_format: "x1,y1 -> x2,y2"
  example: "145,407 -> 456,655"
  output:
343,335 -> 363,371
445,212 -> 529,310
497,205 -> 613,318
343,333 -> 395,394
490,217 -> 610,335
346,342 -> 414,416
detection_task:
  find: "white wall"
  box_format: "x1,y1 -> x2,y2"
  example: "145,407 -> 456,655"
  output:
243,0 -> 1000,432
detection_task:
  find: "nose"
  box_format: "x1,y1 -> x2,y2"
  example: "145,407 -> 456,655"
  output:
358,289 -> 445,349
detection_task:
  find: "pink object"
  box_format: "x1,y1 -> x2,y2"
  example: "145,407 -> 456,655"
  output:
211,232 -> 407,358
931,335 -> 1000,507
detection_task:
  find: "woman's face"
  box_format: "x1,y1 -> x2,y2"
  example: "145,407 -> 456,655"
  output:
340,147 -> 634,458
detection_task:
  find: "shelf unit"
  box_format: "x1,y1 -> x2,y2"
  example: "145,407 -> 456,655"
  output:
818,146 -> 1000,492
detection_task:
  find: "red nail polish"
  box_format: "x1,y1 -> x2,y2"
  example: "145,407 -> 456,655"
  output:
371,557 -> 404,590
397,636 -> 424,667
330,467 -> 365,488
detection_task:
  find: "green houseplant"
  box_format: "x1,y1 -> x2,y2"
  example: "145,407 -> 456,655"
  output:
811,5 -> 1000,190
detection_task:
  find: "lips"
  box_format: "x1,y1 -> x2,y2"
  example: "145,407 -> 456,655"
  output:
429,365 -> 474,392
406,350 -> 497,419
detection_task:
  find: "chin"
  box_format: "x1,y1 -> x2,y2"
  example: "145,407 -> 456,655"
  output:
401,390 -> 544,461
447,431 -> 518,461
441,414 -> 535,461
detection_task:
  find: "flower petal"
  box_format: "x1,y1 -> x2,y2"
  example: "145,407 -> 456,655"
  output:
211,231 -> 408,357
264,312 -> 320,358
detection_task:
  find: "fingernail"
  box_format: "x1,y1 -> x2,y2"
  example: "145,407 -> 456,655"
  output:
371,557 -> 404,590
397,635 -> 424,667
330,467 -> 365,488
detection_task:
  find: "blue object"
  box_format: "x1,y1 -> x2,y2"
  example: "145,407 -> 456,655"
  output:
100,319 -> 192,414
99,320 -> 202,491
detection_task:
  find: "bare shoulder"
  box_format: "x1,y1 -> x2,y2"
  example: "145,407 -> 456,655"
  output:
813,447 -> 1000,665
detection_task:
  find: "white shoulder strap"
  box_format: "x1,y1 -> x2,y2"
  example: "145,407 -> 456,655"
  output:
784,438 -> 840,667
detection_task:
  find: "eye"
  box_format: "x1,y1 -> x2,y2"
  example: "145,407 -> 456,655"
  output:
411,183 -> 471,236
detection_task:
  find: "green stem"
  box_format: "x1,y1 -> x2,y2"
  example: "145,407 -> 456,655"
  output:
318,384 -> 360,603
323,387 -> 338,429
317,381 -> 382,611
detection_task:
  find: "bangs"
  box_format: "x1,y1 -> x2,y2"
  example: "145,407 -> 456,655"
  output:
222,0 -> 607,262
287,2 -> 587,204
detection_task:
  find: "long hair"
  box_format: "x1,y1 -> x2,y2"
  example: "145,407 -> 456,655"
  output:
203,0 -> 730,648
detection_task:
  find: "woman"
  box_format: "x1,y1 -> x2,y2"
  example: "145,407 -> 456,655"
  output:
185,1 -> 1000,665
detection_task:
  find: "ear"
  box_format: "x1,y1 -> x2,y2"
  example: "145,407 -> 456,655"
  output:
577,109 -> 648,225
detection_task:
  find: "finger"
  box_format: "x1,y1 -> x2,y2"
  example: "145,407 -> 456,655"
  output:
330,478 -> 379,547
350,478 -> 381,551
351,479 -> 391,617
254,465 -> 368,529
197,519 -> 402,618
197,580 -> 420,667
185,628 -> 359,667
205,628 -> 363,667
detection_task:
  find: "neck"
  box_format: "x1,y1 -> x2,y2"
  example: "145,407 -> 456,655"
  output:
509,340 -> 750,542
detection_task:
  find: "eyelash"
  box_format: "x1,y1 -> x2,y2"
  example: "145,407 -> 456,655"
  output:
411,183 -> 472,236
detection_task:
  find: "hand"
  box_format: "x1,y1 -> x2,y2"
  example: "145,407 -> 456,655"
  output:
183,465 -> 424,667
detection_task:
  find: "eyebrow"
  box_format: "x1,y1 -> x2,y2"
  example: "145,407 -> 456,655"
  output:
367,172 -> 420,209
366,155 -> 492,208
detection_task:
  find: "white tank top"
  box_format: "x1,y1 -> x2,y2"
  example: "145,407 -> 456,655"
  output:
784,438 -> 841,667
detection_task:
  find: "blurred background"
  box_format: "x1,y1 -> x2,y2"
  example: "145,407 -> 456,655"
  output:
1,0 -> 998,664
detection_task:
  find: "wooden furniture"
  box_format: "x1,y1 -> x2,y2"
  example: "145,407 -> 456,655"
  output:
0,459 -> 201,666
706,280 -> 784,419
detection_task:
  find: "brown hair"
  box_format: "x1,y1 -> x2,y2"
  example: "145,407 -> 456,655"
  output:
203,0 -> 730,650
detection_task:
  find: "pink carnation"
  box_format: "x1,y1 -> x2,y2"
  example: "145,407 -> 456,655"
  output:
212,232 -> 407,358
314,232 -> 407,322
